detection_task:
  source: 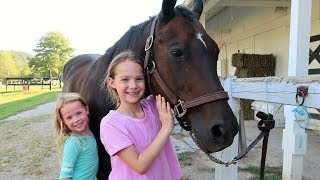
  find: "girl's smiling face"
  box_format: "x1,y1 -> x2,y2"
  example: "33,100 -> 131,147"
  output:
108,59 -> 145,106
60,101 -> 90,136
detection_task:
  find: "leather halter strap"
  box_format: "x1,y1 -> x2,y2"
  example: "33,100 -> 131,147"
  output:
144,16 -> 229,121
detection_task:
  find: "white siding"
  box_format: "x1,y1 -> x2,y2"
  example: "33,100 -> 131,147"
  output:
206,1 -> 320,76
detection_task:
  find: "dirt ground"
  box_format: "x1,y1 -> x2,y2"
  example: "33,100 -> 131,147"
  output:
0,102 -> 319,180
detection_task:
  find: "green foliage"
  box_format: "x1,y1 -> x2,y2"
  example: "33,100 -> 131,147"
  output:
29,31 -> 74,77
0,52 -> 19,79
0,51 -> 33,79
11,51 -> 33,77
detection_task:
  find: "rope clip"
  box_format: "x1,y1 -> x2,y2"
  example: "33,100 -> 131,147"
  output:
296,86 -> 308,106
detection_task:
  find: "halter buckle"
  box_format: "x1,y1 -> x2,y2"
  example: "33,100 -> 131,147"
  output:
147,61 -> 156,71
174,99 -> 187,117
145,35 -> 154,51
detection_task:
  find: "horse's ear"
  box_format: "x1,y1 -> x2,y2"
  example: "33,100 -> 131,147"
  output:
191,0 -> 203,20
159,0 -> 177,23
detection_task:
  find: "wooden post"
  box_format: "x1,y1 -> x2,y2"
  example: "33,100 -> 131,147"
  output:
59,73 -> 62,88
238,102 -> 247,152
282,0 -> 312,179
215,76 -> 239,180
5,79 -> 8,92
49,69 -> 52,90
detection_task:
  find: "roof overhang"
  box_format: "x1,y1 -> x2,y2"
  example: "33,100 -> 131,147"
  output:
183,0 -> 291,21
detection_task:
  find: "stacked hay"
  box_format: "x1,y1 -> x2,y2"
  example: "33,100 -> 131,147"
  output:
232,53 -> 276,77
232,53 -> 276,120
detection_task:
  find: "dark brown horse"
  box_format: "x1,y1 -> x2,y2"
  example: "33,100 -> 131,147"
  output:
62,0 -> 238,179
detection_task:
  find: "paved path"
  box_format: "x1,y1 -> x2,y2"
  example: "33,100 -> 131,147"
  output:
5,102 -> 56,121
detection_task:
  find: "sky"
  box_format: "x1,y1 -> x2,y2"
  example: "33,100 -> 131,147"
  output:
0,0 -> 185,55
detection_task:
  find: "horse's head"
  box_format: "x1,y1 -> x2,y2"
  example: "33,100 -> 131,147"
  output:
145,0 -> 238,153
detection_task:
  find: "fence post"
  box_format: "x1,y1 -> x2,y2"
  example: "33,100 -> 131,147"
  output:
282,105 -> 307,180
49,69 -> 52,90
215,76 -> 239,180
59,73 -> 62,88
283,0 -> 311,179
5,79 -> 8,92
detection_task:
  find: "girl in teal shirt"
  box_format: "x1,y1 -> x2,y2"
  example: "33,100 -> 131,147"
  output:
54,93 -> 98,180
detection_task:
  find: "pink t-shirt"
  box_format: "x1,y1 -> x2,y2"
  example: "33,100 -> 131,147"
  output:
100,95 -> 182,180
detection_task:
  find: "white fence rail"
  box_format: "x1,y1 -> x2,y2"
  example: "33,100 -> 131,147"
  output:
216,75 -> 320,180
230,76 -> 320,109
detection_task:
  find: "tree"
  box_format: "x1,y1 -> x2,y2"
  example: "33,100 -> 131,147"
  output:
11,51 -> 33,77
29,31 -> 74,77
0,52 -> 19,79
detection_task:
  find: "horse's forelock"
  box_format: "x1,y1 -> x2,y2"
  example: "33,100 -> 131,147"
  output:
175,6 -> 197,23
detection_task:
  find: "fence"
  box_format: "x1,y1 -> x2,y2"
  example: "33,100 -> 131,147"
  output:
215,75 -> 320,180
4,77 -> 52,91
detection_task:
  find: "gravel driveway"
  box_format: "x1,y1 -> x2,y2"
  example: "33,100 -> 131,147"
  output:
1,102 -> 319,180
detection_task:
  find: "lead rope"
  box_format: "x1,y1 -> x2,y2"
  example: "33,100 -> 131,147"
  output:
189,113 -> 275,180
189,131 -> 238,167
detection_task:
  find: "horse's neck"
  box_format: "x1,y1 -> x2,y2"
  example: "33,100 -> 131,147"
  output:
95,19 -> 153,77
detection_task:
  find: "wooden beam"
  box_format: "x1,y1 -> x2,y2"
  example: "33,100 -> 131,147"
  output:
204,0 -> 291,22
204,0 -> 291,12
229,76 -> 320,109
204,0 -> 224,13
216,0 -> 291,7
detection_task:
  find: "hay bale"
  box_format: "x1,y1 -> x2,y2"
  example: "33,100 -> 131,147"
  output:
232,53 -> 276,120
235,68 -> 275,78
232,53 -> 275,68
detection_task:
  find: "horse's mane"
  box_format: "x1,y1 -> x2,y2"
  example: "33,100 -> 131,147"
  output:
98,17 -> 154,65
99,5 -> 194,64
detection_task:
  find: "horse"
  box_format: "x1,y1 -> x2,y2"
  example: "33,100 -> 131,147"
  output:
62,0 -> 239,179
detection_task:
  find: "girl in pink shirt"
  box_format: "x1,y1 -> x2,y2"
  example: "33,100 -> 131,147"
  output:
100,50 -> 181,180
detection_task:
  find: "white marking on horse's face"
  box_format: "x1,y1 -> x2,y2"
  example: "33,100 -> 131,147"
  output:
196,32 -> 207,48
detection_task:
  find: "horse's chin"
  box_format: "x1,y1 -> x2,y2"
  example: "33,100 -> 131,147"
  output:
192,130 -> 234,153
191,131 -> 212,154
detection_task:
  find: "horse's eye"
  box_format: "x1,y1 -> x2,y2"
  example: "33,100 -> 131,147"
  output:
170,49 -> 183,59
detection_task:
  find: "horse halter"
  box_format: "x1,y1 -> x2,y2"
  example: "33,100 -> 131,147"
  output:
144,16 -> 229,131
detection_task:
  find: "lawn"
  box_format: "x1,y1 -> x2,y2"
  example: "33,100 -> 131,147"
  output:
0,85 -> 62,120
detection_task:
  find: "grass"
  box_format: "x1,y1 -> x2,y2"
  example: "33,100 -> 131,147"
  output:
239,165 -> 282,180
178,151 -> 195,166
0,85 -> 62,120
0,114 -> 58,176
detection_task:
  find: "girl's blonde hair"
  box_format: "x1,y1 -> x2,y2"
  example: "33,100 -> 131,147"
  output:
101,50 -> 143,107
54,92 -> 88,159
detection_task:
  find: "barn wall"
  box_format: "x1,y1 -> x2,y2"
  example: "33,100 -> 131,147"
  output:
310,0 -> 320,71
202,1 -> 320,129
205,1 -> 320,77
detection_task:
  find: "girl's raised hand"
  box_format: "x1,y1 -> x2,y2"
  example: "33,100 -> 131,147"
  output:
155,94 -> 174,132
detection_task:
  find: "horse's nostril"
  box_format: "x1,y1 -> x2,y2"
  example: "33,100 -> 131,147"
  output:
211,125 -> 224,138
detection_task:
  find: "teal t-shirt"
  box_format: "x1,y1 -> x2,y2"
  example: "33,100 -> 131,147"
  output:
59,133 -> 98,180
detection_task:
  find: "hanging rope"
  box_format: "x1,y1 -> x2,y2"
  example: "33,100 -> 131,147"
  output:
292,104 -> 310,129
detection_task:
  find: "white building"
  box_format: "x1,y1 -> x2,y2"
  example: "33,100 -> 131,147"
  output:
184,0 -> 320,129
185,0 -> 320,76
